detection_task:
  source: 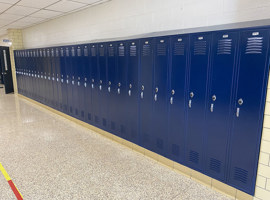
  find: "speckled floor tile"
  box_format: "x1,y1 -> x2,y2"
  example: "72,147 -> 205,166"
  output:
0,88 -> 233,200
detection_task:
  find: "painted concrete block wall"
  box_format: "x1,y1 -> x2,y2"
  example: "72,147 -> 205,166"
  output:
254,78 -> 270,200
22,0 -> 270,48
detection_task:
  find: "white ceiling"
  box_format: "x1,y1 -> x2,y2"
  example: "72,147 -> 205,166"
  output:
0,0 -> 110,37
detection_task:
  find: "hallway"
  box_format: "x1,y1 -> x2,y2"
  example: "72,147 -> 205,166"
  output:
0,89 -> 231,200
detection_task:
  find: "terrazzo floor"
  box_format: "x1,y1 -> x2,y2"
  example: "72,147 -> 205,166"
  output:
0,88 -> 233,200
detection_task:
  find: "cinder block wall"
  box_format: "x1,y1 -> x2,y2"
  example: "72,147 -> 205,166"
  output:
22,0 -> 270,48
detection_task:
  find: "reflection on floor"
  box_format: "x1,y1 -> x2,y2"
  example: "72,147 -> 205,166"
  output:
0,90 -> 232,200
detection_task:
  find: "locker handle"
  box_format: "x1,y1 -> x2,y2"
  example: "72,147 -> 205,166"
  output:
57,78 -> 59,82
78,81 -> 80,86
84,82 -> 87,87
154,94 -> 157,102
72,80 -> 74,85
91,83 -> 94,89
61,79 -> 63,83
117,88 -> 120,94
128,90 -> 131,96
108,87 -> 111,93
210,103 -> 214,112
141,91 -> 144,99
66,80 -> 69,84
189,100 -> 192,108
99,85 -> 102,90
236,107 -> 240,117
170,97 -> 173,105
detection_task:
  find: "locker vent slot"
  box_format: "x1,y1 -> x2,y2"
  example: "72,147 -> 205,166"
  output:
60,50 -> 64,57
157,43 -> 166,56
130,45 -> 137,56
71,49 -> 75,56
142,44 -> 151,56
156,138 -> 163,149
81,111 -> 84,118
172,144 -> 180,156
210,158 -> 221,173
194,41 -> 207,55
102,118 -> 107,127
108,47 -> 114,57
77,49 -> 82,56
88,113 -> 91,120
84,48 -> 88,56
189,150 -> 199,164
217,39 -> 232,55
99,47 -> 105,57
234,167 -> 248,184
174,42 -> 185,55
119,46 -> 125,57
245,37 -> 263,54
65,50 -> 69,57
111,121 -> 115,130
91,48 -> 96,57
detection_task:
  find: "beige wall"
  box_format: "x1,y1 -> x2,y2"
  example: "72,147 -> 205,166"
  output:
7,29 -> 24,94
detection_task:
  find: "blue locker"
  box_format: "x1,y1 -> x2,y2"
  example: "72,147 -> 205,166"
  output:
41,49 -> 47,104
47,49 -> 53,106
152,37 -> 170,156
107,43 -> 117,134
60,47 -> 68,114
228,29 -> 270,195
83,45 -> 92,124
33,50 -> 38,101
116,41 -> 128,137
51,48 -> 58,109
98,43 -> 108,130
186,33 -> 212,171
76,46 -> 85,121
168,34 -> 190,163
90,44 -> 100,126
125,40 -> 140,143
139,38 -> 154,150
204,31 -> 239,181
71,46 -> 80,119
65,46 -> 74,115
55,48 -> 62,111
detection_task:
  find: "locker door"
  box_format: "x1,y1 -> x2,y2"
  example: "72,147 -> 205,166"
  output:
42,49 -> 47,104
168,35 -> 189,163
186,33 -> 212,171
98,43 -> 108,130
152,37 -> 170,156
34,50 -> 39,102
125,40 -> 140,144
228,29 -> 270,195
204,31 -> 239,181
71,46 -> 78,118
33,50 -> 37,100
29,50 -> 33,98
83,45 -> 92,124
139,38 -> 154,150
90,44 -> 99,126
36,49 -> 41,103
116,42 -> 128,137
107,43 -> 117,134
65,47 -> 73,116
76,46 -> 85,121
60,48 -> 68,114
51,48 -> 58,109
55,48 -> 62,111
47,49 -> 53,106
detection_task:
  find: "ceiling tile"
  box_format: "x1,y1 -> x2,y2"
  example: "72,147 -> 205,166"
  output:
30,10 -> 63,19
0,2 -> 13,12
0,13 -> 23,21
46,0 -> 87,12
0,0 -> 18,4
16,16 -> 45,24
18,0 -> 60,9
5,5 -> 39,16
